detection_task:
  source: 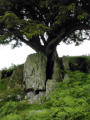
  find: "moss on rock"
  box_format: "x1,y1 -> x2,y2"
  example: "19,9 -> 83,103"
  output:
8,65 -> 24,89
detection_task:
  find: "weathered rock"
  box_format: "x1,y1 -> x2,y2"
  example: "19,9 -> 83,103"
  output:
23,53 -> 47,103
26,91 -> 45,104
62,56 -> 70,71
46,79 -> 58,99
0,69 -> 13,79
52,59 -> 62,81
24,53 -> 47,91
63,74 -> 70,83
8,65 -> 24,89
24,53 -> 64,103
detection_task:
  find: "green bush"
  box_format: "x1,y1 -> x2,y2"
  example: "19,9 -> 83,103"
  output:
0,64 -> 24,79
1,114 -> 22,120
0,71 -> 90,120
0,78 -> 9,92
0,100 -> 30,119
0,101 -> 18,118
48,71 -> 90,120
0,64 -> 24,106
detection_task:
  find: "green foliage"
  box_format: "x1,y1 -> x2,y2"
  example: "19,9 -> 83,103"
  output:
0,101 -> 29,119
0,0 -> 12,13
55,5 -> 69,25
8,64 -> 24,89
67,3 -> 76,11
63,56 -> 90,73
0,64 -> 24,107
0,78 -> 9,92
0,64 -> 23,79
3,12 -> 19,29
22,21 -> 49,39
0,100 -> 50,120
55,3 -> 76,25
2,114 -> 22,120
77,12 -> 88,20
0,68 -> 90,119
49,71 -> 90,120
0,101 -> 18,117
0,0 -> 89,53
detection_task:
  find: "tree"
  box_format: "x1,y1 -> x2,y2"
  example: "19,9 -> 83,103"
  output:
0,0 -> 90,79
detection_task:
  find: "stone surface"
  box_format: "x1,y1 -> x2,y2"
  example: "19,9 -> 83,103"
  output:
24,53 -> 61,103
63,74 -> 70,83
24,52 -> 47,103
8,65 -> 24,89
52,59 -> 62,82
26,91 -> 45,104
24,53 -> 47,91
62,56 -> 70,71
46,79 -> 58,99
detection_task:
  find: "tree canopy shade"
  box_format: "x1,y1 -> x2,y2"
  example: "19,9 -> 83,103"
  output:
0,0 -> 90,56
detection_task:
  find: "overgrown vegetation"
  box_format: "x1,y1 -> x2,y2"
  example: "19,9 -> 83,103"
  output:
0,69 -> 90,120
0,64 -> 23,79
62,56 -> 90,73
0,64 -> 24,107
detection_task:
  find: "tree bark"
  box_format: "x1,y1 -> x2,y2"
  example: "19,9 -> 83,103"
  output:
46,48 -> 63,81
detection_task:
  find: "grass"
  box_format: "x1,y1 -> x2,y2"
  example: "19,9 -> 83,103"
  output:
0,70 -> 90,120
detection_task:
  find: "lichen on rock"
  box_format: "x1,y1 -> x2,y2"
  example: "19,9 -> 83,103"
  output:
46,79 -> 58,99
23,52 -> 64,103
8,65 -> 24,89
24,52 -> 47,91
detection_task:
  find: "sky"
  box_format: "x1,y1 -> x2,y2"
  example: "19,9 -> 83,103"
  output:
0,40 -> 90,70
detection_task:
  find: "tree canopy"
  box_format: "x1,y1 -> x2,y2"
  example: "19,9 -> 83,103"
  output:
0,0 -> 90,55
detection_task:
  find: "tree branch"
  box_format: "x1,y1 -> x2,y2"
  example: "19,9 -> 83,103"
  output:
19,35 -> 46,54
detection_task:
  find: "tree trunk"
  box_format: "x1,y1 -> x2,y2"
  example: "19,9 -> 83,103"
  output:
46,49 -> 63,81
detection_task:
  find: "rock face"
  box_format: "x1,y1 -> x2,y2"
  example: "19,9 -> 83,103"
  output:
8,65 -> 24,89
24,53 -> 90,103
2,53 -> 90,103
62,56 -> 70,71
62,56 -> 90,73
24,53 -> 48,103
24,53 -> 47,91
24,53 -> 61,103
52,59 -> 63,81
46,79 -> 58,99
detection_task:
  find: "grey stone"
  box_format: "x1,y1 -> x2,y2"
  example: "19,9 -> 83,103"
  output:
24,53 -> 63,102
62,56 -> 70,71
52,59 -> 62,81
16,95 -> 22,100
46,79 -> 58,99
63,74 -> 70,83
64,74 -> 69,80
8,65 -> 24,89
24,53 -> 47,91
26,92 -> 35,100
26,91 -> 45,104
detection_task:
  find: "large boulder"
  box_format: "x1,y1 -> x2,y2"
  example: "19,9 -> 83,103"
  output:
62,56 -> 70,71
25,91 -> 45,104
24,53 -> 65,103
24,53 -> 47,91
24,53 -> 47,103
24,53 -> 62,103
8,65 -> 24,89
52,59 -> 63,81
46,79 -> 58,99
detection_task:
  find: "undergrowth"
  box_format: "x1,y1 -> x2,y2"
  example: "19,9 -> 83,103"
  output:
0,71 -> 90,120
